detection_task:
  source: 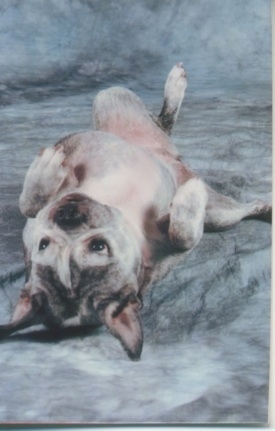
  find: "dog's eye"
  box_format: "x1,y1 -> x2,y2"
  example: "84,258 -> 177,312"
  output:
39,238 -> 50,251
89,239 -> 109,254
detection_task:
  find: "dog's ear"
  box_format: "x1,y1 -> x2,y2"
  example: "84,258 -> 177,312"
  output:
0,291 -> 45,339
10,286 -> 32,322
98,293 -> 143,361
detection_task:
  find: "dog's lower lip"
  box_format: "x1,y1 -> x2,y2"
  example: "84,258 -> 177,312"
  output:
53,202 -> 88,229
62,193 -> 87,203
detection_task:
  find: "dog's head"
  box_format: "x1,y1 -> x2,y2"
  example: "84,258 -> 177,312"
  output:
22,193 -> 144,360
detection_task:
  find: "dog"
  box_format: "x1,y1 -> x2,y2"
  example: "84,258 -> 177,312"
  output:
0,64 -> 271,360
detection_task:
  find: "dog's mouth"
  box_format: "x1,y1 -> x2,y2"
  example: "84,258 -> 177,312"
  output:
49,193 -> 91,230
49,193 -> 117,232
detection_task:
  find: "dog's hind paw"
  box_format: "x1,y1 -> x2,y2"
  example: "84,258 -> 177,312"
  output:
158,63 -> 188,134
164,63 -> 187,109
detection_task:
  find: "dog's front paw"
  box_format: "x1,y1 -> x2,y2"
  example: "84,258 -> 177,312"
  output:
37,146 -> 69,186
169,178 -> 207,250
19,146 -> 72,217
164,63 -> 187,108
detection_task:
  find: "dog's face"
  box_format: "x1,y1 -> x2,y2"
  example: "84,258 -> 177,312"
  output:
23,193 -> 144,359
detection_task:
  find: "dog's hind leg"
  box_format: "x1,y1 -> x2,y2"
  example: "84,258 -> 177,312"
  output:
92,83 -> 181,158
204,187 -> 272,231
156,63 -> 187,135
92,63 -> 187,139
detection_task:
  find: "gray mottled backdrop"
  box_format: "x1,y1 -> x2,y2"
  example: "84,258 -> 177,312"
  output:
0,0 -> 272,424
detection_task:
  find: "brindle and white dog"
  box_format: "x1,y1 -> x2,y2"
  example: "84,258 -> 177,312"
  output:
0,64 -> 271,360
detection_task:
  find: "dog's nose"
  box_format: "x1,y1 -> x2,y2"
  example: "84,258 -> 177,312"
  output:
54,202 -> 87,229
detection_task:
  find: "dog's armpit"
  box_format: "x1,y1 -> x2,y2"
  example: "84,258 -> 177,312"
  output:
73,164 -> 86,183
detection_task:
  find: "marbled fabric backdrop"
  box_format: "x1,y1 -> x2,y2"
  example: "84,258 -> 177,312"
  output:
0,0 -> 272,424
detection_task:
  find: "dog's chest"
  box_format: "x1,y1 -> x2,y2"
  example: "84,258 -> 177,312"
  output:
77,155 -> 175,227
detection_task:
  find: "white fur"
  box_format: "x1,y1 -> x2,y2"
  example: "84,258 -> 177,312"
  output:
164,62 -> 187,111
169,178 -> 208,250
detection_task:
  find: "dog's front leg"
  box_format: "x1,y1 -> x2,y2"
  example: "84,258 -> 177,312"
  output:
19,146 -> 74,217
166,178 -> 208,250
204,187 -> 272,231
